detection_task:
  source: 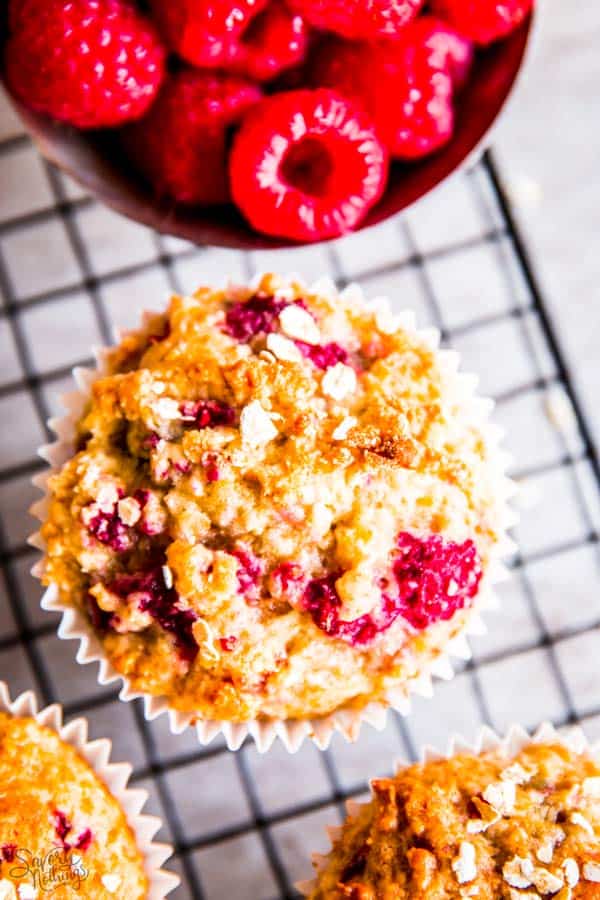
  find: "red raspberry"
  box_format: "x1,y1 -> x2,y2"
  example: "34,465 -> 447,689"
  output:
302,532 -> 481,646
311,38 -> 454,159
387,532 -> 482,630
227,3 -> 310,82
148,0 -> 268,67
229,89 -> 389,242
224,292 -> 289,340
110,566 -> 199,663
123,70 -> 262,206
232,546 -> 264,601
288,0 -> 423,39
296,339 -> 349,370
429,0 -> 532,45
4,0 -> 165,129
52,810 -> 94,852
180,399 -> 236,428
1,845 -> 17,864
407,15 -> 474,87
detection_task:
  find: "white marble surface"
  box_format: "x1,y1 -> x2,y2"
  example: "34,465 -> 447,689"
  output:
493,0 -> 600,446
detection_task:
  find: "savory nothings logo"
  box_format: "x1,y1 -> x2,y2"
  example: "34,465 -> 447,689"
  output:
7,847 -> 88,894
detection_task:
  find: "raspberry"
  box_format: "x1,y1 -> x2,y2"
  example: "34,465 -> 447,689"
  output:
232,546 -> 264,601
149,0 -> 268,67
302,532 -> 481,646
74,829 -> 93,851
110,566 -> 199,663
5,0 -> 165,129
52,811 -> 93,852
386,532 -> 482,630
311,39 -> 454,159
87,506 -> 132,553
53,810 -> 72,847
407,16 -> 474,87
227,3 -> 309,82
296,339 -> 349,370
288,0 -> 423,39
1,845 -> 17,863
220,635 -> 238,651
180,399 -> 236,428
429,0 -> 532,45
123,70 -> 262,206
224,292 -> 289,341
229,89 -> 389,241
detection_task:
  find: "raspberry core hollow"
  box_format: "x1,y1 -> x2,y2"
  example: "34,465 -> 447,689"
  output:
40,274 -> 508,725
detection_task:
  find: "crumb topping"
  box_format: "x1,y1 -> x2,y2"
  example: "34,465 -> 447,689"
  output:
40,274 -> 505,722
309,742 -> 600,899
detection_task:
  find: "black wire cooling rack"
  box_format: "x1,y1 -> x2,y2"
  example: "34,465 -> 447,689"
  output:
0,108 -> 599,899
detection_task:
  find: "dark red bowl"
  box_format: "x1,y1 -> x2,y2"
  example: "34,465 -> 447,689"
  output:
0,13 -> 533,250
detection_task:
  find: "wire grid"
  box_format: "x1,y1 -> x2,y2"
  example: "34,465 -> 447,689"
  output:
1,92 -> 600,899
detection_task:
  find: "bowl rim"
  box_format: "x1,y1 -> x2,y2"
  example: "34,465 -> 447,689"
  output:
0,9 -> 537,251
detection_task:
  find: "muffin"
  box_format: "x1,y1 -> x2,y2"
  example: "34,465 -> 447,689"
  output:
38,273 -> 510,731
305,729 -> 600,898
0,687 -> 175,899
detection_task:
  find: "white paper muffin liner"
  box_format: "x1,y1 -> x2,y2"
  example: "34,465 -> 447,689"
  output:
296,719 -> 598,896
0,680 -> 179,898
29,274 -> 517,753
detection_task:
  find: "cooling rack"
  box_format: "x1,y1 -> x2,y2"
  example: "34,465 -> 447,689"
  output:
1,89 -> 599,898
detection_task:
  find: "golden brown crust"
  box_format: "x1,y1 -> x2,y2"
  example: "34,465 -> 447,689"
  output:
40,274 -> 506,722
309,742 -> 600,899
0,712 -> 147,898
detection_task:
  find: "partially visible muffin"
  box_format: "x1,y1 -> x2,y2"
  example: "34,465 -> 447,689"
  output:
0,711 -> 147,898
307,739 -> 600,898
40,273 -> 509,725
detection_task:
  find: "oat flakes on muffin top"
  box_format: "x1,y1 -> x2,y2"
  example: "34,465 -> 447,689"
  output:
308,741 -> 600,899
40,274 -> 508,723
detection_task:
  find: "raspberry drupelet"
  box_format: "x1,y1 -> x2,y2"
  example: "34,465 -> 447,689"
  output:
40,274 -> 509,725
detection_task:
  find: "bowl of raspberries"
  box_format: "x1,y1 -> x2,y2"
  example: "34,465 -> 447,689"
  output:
1,0 -> 534,247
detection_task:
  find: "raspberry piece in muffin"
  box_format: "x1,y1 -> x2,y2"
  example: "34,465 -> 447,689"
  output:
303,533 -> 481,645
306,737 -> 600,898
40,274 -> 509,724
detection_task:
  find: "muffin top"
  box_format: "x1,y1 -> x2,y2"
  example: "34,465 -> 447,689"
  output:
308,740 -> 600,899
41,273 -> 507,722
0,711 -> 147,899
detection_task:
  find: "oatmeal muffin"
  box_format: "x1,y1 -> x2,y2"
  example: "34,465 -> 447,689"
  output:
0,711 -> 148,898
39,273 -> 509,725
307,737 -> 600,898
